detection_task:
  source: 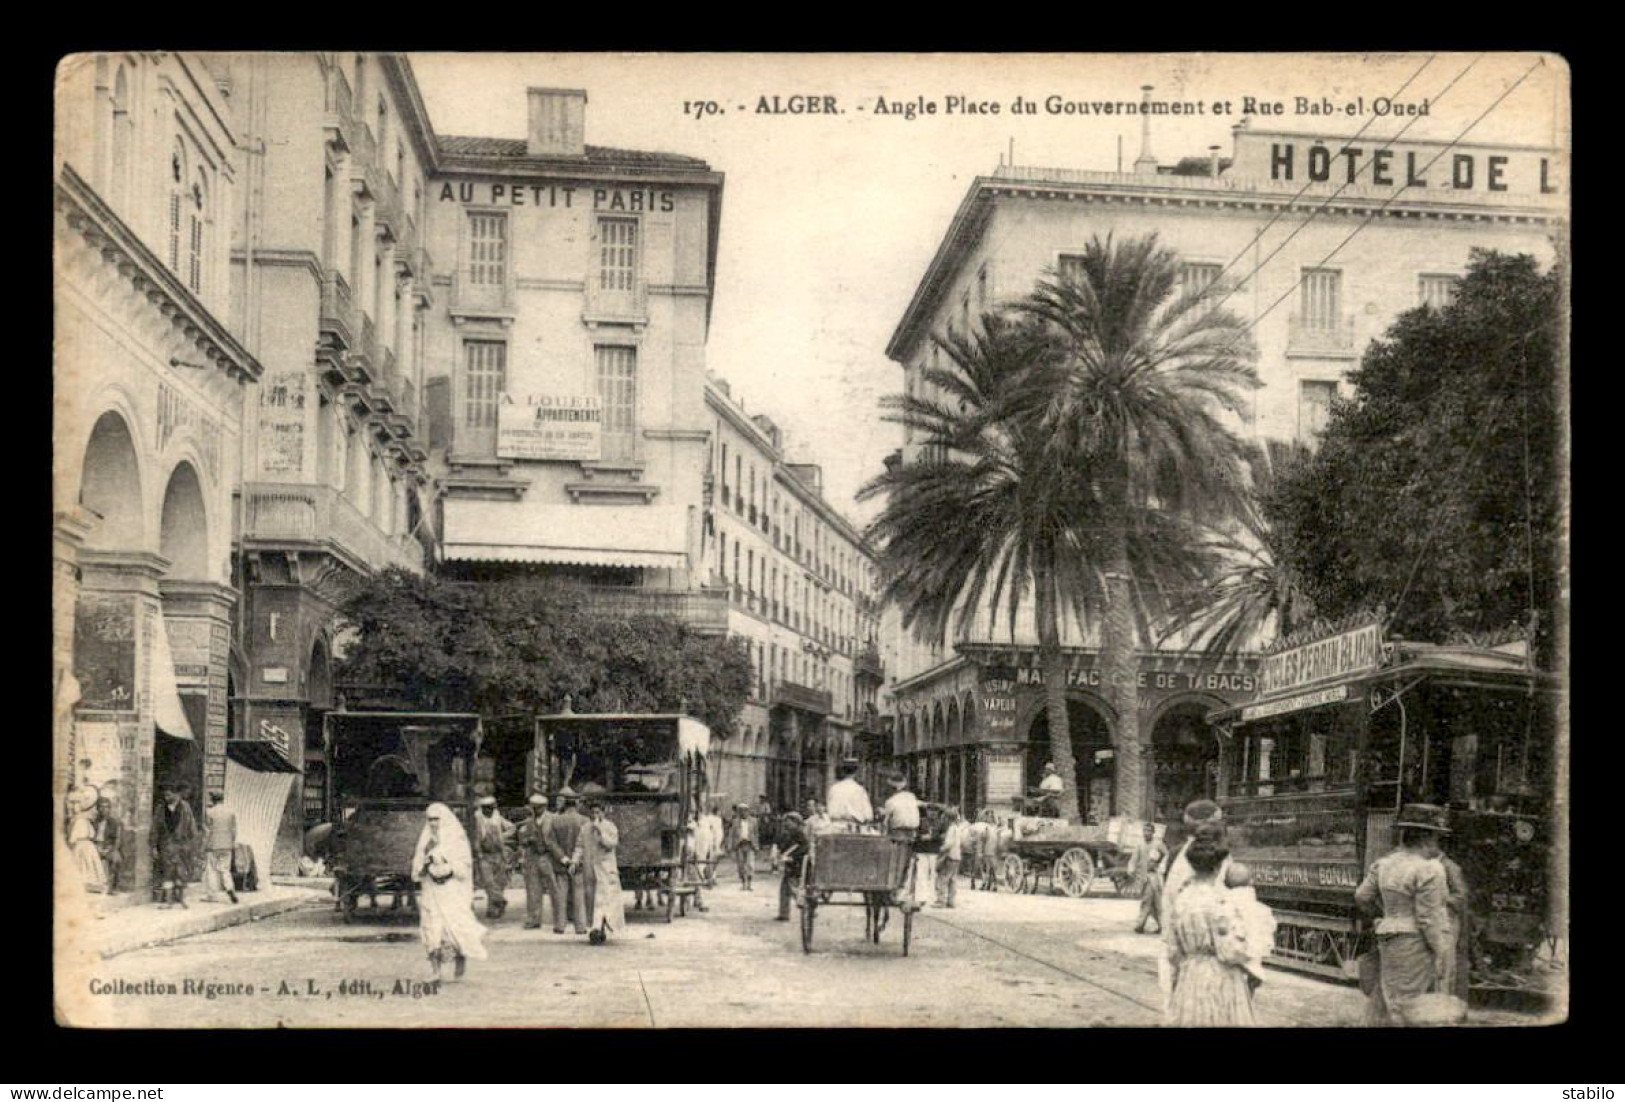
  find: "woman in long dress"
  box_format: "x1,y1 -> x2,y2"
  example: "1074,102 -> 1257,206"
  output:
68,804 -> 106,893
576,800 -> 626,944
1163,822 -> 1273,1027
412,802 -> 488,981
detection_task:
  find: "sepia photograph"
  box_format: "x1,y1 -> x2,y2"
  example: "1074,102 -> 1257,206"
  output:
51,51 -> 1569,1031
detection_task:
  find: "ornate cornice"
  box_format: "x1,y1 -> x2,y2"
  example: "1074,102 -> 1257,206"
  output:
56,164 -> 262,385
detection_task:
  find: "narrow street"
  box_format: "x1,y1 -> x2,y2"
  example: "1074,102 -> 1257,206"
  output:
71,867 -> 1397,1028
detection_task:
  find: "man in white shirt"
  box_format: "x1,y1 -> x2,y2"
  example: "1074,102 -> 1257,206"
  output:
1038,762 -> 1065,815
934,806 -> 968,908
881,773 -> 921,842
825,759 -> 875,828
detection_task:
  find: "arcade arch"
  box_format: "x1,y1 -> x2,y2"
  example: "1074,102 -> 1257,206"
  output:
1148,696 -> 1226,824
158,462 -> 209,580
1026,693 -> 1114,822
79,411 -> 145,550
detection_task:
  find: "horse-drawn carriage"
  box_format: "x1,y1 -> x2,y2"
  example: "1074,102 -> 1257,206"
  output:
324,710 -> 484,921
532,710 -> 712,922
797,831 -> 919,956
997,802 -> 1163,899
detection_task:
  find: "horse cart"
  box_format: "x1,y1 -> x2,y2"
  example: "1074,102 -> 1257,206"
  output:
997,813 -> 1158,899
324,710 -> 484,922
533,710 -> 712,922
797,832 -> 918,955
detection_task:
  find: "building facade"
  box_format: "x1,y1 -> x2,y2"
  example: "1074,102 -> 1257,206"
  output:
55,53 -> 261,888
702,378 -> 886,807
203,53 -> 439,871
882,114 -> 1567,823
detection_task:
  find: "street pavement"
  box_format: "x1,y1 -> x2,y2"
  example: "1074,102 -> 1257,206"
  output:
58,864 -> 1544,1028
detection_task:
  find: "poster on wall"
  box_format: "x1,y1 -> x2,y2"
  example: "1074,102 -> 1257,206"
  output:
259,372 -> 307,475
985,757 -> 1023,807
73,594 -> 135,711
497,394 -> 602,461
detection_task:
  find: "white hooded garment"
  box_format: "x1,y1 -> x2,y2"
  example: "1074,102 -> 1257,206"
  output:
412,803 -> 489,961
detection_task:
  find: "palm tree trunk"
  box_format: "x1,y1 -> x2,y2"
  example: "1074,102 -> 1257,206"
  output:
1103,528 -> 1145,821
1035,571 -> 1082,822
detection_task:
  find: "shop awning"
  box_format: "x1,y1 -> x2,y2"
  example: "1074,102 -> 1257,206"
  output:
152,618 -> 195,741
226,739 -> 301,774
441,544 -> 687,570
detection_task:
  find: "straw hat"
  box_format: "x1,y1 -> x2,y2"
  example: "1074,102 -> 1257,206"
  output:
1395,803 -> 1452,834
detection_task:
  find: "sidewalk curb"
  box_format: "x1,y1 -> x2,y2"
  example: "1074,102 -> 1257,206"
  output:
98,892 -> 327,960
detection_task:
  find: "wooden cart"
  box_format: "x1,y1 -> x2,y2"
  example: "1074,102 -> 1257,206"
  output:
797,832 -> 918,956
998,817 -> 1154,899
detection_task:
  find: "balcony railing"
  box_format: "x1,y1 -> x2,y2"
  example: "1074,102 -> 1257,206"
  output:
322,66 -> 355,150
318,270 -> 355,349
568,585 -> 730,634
774,680 -> 833,716
855,645 -> 885,682
351,313 -> 379,378
240,481 -> 423,574
1287,314 -> 1357,356
583,278 -> 648,324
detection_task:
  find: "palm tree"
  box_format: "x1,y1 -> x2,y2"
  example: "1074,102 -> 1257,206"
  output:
860,313 -> 1094,821
1160,439 -> 1317,658
1017,235 -> 1261,819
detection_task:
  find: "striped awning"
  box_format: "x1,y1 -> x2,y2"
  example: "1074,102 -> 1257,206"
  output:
441,544 -> 687,570
152,618 -> 195,741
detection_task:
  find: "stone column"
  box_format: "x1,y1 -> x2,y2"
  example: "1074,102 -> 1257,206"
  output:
52,510 -> 96,814
77,549 -> 169,892
158,580 -> 237,800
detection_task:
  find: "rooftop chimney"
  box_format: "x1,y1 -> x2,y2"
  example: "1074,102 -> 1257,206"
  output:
1133,85 -> 1158,175
527,87 -> 587,159
1209,144 -> 1222,178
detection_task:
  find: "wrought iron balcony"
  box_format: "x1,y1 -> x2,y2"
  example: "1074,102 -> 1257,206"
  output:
1287,314 -> 1358,356
348,312 -> 379,382
322,66 -> 355,151
855,644 -> 885,683
773,680 -> 833,716
239,481 -> 424,575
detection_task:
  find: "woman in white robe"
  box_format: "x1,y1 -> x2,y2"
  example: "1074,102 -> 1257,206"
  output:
68,807 -> 106,893
576,801 -> 626,942
412,802 -> 488,980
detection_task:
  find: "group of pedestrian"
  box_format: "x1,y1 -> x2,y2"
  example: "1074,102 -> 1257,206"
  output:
66,788 -> 128,896
413,787 -> 638,980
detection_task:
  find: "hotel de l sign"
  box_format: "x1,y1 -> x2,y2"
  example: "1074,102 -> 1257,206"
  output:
882,103 -> 1568,826
54,52 -> 883,886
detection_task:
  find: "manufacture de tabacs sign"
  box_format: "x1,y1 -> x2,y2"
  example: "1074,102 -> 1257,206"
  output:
497,394 -> 602,461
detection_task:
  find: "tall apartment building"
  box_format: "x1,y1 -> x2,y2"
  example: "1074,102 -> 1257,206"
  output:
882,113 -> 1567,822
55,53 -> 262,888
703,378 -> 886,806
195,53 -> 440,871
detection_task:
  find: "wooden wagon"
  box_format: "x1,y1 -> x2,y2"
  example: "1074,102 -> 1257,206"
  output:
998,816 -> 1160,899
797,832 -> 918,956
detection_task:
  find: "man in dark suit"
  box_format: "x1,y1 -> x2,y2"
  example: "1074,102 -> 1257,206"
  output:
544,788 -> 589,934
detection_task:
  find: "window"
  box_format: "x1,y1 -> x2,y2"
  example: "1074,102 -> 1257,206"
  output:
718,532 -> 727,581
109,64 -> 131,207
187,173 -> 206,293
396,141 -> 405,190
166,142 -> 186,272
1179,262 -> 1222,300
467,213 -> 507,287
598,217 -> 638,291
461,340 -> 506,453
1299,380 -> 1337,440
1299,268 -> 1342,329
1058,253 -> 1087,283
595,345 -> 638,461
1418,274 -> 1458,310
977,265 -> 988,312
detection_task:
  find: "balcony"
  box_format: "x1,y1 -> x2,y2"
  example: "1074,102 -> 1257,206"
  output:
1287,314 -> 1358,357
568,584 -> 730,635
583,278 -> 648,326
240,481 -> 424,575
348,313 -> 378,381
773,680 -> 833,716
451,271 -> 514,318
855,644 -> 885,683
322,66 -> 355,151
318,270 -> 355,351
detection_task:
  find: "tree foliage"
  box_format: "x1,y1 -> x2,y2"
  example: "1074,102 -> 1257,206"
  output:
1265,250 -> 1564,665
332,570 -> 756,741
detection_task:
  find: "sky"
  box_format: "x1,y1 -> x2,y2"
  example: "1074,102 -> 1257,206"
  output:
409,52 -> 1568,525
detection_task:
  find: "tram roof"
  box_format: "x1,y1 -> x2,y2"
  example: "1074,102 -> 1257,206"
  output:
1207,645 -> 1560,726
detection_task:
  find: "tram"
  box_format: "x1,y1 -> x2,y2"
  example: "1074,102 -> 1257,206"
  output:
1209,621 -> 1561,1003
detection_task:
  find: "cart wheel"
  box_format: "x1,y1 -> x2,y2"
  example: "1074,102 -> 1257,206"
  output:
800,899 -> 815,954
1001,854 -> 1025,893
1055,848 -> 1096,898
902,906 -> 913,957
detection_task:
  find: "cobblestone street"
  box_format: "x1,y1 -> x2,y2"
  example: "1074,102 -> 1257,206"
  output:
61,867 -> 1435,1028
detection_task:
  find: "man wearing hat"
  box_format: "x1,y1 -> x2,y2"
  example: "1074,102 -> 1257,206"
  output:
826,758 -> 874,829
1354,804 -> 1456,1026
516,793 -> 559,930
774,811 -> 809,921
473,795 -> 515,920
544,789 -> 589,934
729,802 -> 759,890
